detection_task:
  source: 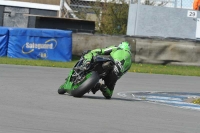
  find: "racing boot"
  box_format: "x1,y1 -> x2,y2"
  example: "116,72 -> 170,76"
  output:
100,84 -> 113,99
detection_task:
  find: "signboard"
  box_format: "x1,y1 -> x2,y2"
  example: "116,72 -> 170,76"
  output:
8,28 -> 72,62
0,27 -> 9,56
187,10 -> 197,18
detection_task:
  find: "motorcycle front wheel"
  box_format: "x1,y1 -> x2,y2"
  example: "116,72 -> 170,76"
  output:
58,77 -> 69,94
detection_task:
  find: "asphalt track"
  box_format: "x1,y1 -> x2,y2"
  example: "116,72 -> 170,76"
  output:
0,64 -> 200,133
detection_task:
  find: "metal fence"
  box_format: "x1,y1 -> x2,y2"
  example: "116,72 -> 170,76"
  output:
65,0 -> 194,21
69,0 -> 99,20
9,0 -> 194,10
9,0 -> 194,20
138,0 -> 193,9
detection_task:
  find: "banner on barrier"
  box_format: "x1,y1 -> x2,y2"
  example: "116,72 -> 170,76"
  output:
0,27 -> 9,57
8,28 -> 72,62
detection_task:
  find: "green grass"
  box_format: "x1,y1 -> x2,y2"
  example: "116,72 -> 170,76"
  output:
192,99 -> 200,105
129,63 -> 200,76
0,56 -> 80,68
1,56 -> 200,76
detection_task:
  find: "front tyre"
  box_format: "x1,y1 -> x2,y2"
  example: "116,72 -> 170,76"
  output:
58,77 -> 69,94
58,88 -> 66,94
71,71 -> 99,97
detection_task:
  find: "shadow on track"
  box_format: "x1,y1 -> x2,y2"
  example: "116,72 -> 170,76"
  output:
57,93 -> 140,102
81,95 -> 141,102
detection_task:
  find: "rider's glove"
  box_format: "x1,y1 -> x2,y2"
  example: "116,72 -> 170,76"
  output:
82,50 -> 91,56
82,59 -> 90,67
83,60 -> 90,66
83,52 -> 92,67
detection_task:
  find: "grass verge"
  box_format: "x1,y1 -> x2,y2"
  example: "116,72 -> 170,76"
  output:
0,56 -> 80,68
1,56 -> 200,76
192,99 -> 200,105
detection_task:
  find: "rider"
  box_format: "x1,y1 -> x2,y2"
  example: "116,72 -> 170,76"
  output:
83,41 -> 132,99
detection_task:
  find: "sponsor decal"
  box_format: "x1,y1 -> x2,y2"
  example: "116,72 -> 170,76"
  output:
22,39 -> 57,54
115,61 -> 124,72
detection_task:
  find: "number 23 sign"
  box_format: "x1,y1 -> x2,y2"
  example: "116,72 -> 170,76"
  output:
187,10 -> 197,18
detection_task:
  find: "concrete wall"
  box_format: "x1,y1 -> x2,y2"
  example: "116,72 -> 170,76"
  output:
0,5 -> 57,28
3,6 -> 29,28
73,33 -> 200,66
135,38 -> 200,66
127,4 -> 198,40
72,34 -> 136,62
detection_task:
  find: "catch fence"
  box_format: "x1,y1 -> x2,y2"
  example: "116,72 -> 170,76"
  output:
68,0 -> 193,20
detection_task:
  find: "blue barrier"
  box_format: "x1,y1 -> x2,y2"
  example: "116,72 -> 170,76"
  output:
0,27 -> 9,57
7,28 -> 72,62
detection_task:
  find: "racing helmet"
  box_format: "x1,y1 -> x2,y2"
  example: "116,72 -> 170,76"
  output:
118,41 -> 131,51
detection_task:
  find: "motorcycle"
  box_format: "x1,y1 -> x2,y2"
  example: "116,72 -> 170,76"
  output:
58,54 -> 115,97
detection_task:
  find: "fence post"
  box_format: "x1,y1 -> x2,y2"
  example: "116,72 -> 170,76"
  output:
59,0 -> 64,17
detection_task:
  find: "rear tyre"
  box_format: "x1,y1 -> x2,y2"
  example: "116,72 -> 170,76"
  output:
71,71 -> 99,97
